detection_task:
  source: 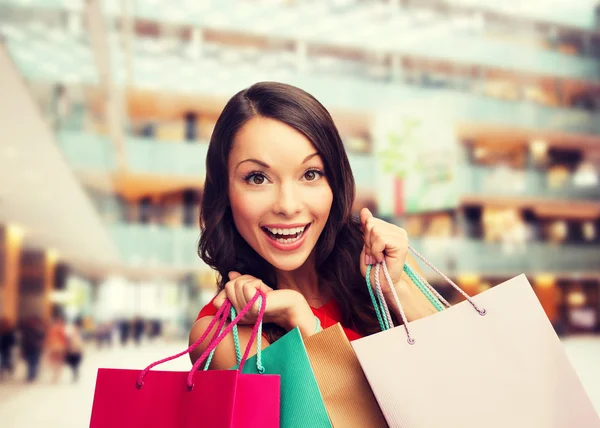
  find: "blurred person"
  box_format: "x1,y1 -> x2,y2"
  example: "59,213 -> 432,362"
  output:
52,83 -> 71,130
0,317 -> 17,380
189,82 -> 437,368
95,322 -> 109,349
46,316 -> 67,383
64,319 -> 84,383
19,316 -> 46,382
118,319 -> 130,346
132,317 -> 145,346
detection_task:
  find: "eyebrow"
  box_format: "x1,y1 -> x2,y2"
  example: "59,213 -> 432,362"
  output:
236,152 -> 320,170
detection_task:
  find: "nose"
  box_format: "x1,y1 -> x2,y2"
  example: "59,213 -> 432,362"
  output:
272,182 -> 302,217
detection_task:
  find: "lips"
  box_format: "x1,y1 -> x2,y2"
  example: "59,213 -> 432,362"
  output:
263,225 -> 307,240
261,223 -> 311,250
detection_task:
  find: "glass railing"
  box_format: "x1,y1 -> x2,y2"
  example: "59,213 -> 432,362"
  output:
58,130 -> 116,171
125,136 -> 207,177
410,238 -> 600,276
110,223 -> 202,269
101,1 -> 600,81
441,1 -> 599,31
2,1 -> 599,82
57,131 -> 207,177
58,130 -> 600,202
460,164 -> 600,201
57,130 -> 377,191
108,227 -> 600,273
4,23 -> 600,137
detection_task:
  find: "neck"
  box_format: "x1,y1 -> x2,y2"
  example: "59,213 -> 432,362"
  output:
275,254 -> 326,307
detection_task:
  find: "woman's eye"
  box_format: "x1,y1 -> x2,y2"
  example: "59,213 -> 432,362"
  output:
246,173 -> 266,185
303,169 -> 322,181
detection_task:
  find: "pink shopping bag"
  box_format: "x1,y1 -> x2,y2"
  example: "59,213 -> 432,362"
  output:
89,291 -> 280,428
352,246 -> 600,428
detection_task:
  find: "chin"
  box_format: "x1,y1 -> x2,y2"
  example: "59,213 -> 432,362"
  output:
264,251 -> 312,272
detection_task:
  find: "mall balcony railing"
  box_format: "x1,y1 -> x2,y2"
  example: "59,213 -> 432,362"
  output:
105,228 -> 600,274
97,2 -> 600,82
460,164 -> 600,201
57,130 -> 208,178
109,222 -> 201,269
57,129 -> 600,203
410,238 -> 600,278
57,129 -> 378,193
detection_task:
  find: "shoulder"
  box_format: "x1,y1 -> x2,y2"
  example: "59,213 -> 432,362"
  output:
196,295 -> 219,321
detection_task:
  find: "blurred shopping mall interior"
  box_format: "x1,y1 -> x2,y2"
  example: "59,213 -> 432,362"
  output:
1,0 -> 600,355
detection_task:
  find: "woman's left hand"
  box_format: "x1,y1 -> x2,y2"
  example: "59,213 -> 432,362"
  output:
359,207 -> 409,295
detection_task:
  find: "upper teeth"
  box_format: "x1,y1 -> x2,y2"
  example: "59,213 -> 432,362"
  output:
266,226 -> 306,236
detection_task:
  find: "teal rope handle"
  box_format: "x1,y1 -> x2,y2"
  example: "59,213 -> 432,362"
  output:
366,262 -> 446,333
204,299 -> 265,373
403,264 -> 445,312
203,306 -> 241,370
366,264 -> 390,331
230,305 -> 265,373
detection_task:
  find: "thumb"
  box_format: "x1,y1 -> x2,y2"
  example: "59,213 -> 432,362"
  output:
228,271 -> 242,280
360,207 -> 372,230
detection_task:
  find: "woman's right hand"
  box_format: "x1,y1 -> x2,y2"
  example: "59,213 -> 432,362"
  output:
213,271 -> 317,337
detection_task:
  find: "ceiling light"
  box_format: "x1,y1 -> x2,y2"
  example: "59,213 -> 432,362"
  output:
8,224 -> 26,241
47,248 -> 60,263
572,162 -> 598,187
582,222 -> 596,241
474,147 -> 487,159
530,139 -> 548,159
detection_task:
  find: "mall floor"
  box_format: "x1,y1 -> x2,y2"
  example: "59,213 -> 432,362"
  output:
1,336 -> 599,427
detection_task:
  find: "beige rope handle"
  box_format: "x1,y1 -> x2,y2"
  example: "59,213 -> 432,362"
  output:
407,245 -> 486,315
374,245 -> 487,345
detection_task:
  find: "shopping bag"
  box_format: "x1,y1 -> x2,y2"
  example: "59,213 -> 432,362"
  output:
352,245 -> 600,428
89,290 -> 280,428
304,323 -> 388,428
209,319 -> 331,427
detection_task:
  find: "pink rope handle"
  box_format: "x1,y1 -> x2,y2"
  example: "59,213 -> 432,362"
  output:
187,290 -> 266,389
136,299 -> 232,389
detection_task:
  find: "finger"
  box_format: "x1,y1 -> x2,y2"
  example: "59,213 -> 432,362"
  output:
360,207 -> 373,231
370,234 -> 387,263
224,281 -> 240,311
363,219 -> 376,256
229,275 -> 256,306
361,245 -> 375,266
243,280 -> 265,314
213,290 -> 227,309
228,271 -> 242,280
234,278 -> 253,312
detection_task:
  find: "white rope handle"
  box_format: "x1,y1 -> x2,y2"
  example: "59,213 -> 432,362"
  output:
372,245 -> 487,345
407,245 -> 486,316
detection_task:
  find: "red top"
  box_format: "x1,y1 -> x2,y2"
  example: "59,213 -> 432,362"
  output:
197,296 -> 362,342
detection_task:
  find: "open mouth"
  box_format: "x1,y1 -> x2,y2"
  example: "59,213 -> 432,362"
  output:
261,224 -> 311,245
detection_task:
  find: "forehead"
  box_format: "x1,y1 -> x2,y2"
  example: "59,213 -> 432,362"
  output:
230,117 -> 318,164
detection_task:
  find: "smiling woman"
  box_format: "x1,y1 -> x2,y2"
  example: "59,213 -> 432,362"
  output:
228,116 -> 333,271
189,82 -> 436,370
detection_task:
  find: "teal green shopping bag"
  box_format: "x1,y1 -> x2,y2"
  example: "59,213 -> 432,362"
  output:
207,312 -> 331,428
241,327 -> 331,428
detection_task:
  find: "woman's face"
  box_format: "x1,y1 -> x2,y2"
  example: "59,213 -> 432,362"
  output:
228,116 -> 333,272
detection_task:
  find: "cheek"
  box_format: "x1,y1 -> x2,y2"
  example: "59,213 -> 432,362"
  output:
229,188 -> 264,231
309,185 -> 333,219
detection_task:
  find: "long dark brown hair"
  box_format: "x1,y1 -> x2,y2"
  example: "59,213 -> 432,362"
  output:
198,81 -> 385,340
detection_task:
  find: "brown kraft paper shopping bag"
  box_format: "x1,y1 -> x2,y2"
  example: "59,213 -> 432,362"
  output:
304,323 -> 387,428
